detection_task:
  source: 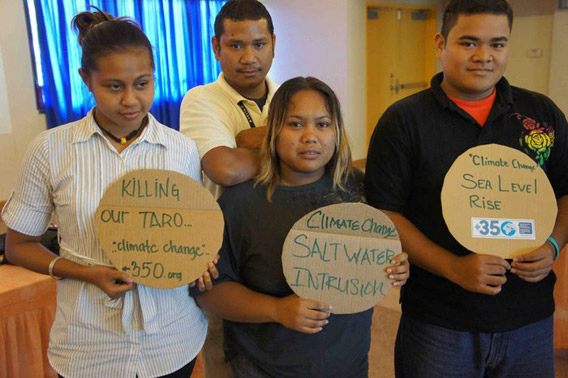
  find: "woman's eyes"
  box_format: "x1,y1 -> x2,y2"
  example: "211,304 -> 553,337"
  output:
286,121 -> 331,128
108,83 -> 122,90
106,82 -> 149,91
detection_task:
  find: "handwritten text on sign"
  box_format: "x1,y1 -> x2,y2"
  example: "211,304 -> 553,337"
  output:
96,170 -> 224,289
282,203 -> 401,314
460,153 -> 538,211
441,144 -> 557,258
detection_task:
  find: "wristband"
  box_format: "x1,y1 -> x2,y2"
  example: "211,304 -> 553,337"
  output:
48,256 -> 64,279
547,236 -> 560,262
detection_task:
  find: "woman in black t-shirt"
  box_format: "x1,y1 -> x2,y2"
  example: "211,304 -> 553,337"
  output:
196,77 -> 409,377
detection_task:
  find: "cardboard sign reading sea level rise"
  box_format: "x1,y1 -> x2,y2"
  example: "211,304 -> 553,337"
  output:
96,169 -> 223,289
282,203 -> 401,314
441,144 -> 557,259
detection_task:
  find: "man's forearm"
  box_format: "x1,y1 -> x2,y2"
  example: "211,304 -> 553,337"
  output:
196,282 -> 279,323
382,210 -> 457,280
202,146 -> 260,186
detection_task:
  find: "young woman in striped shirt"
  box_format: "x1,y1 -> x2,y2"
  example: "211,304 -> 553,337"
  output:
2,9 -> 215,378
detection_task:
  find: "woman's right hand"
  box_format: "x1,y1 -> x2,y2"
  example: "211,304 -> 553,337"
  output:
274,294 -> 331,334
85,266 -> 134,299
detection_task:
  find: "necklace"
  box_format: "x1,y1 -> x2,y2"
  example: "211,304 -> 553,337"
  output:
93,109 -> 144,145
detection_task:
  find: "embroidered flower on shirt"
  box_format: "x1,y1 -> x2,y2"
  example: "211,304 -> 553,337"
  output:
511,113 -> 555,166
522,117 -> 538,131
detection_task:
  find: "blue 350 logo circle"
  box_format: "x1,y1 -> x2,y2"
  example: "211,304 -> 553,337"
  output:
501,221 -> 516,236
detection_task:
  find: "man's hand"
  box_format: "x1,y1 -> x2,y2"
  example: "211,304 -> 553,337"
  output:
447,254 -> 510,295
274,294 -> 331,334
511,243 -> 555,283
236,126 -> 267,149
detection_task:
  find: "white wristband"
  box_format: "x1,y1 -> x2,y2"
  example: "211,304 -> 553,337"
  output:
48,256 -> 64,279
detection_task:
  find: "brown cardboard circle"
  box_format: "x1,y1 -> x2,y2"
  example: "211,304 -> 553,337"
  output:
282,203 -> 401,314
96,169 -> 223,289
441,144 -> 557,259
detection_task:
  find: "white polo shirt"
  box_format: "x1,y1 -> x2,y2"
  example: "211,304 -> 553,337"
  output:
2,111 -> 207,378
179,72 -> 278,198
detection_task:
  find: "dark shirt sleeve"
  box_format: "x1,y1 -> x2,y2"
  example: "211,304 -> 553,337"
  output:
546,101 -> 568,198
189,188 -> 243,297
364,107 -> 414,213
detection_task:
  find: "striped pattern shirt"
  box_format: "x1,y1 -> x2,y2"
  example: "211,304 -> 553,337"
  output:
2,111 -> 207,377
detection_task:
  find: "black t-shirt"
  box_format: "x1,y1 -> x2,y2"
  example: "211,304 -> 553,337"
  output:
365,73 -> 568,332
213,172 -> 372,378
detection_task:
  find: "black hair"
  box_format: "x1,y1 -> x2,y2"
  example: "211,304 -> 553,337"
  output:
72,7 -> 154,73
214,0 -> 274,40
441,0 -> 513,40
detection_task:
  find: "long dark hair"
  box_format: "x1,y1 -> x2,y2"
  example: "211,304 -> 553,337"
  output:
257,76 -> 353,201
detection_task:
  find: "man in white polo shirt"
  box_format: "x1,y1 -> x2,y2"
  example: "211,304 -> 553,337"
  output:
179,1 -> 278,376
180,0 -> 278,199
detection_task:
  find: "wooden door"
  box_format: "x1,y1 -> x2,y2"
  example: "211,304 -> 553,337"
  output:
366,3 -> 437,144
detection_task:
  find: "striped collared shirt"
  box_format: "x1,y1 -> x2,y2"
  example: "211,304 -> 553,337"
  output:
2,111 -> 207,377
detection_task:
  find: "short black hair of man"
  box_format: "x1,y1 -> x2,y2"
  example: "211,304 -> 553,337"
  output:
214,0 -> 274,41
441,0 -> 513,41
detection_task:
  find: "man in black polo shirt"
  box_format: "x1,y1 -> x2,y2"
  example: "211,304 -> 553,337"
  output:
365,0 -> 568,376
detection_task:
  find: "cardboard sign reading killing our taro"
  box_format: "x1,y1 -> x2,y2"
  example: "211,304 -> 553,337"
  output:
441,144 -> 557,259
282,203 -> 401,314
96,169 -> 223,289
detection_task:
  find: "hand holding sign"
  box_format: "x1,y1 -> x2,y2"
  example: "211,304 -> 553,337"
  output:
96,169 -> 224,289
441,144 -> 557,259
282,203 -> 402,314
447,253 -> 511,295
273,294 -> 332,334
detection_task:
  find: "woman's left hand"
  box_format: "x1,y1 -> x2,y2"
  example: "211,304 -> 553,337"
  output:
386,252 -> 409,287
189,255 -> 220,292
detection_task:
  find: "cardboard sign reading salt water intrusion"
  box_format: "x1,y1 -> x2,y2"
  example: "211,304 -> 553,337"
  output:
441,144 -> 557,259
96,169 -> 223,289
282,203 -> 401,314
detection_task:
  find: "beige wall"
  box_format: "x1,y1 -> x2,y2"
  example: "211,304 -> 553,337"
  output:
263,0 -> 356,153
549,10 -> 568,114
0,0 -> 46,200
506,14 -> 554,95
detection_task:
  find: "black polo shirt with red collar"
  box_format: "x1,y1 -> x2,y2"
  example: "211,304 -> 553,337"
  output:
365,72 -> 568,332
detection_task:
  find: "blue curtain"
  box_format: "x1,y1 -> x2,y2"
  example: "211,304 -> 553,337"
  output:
30,0 -> 225,129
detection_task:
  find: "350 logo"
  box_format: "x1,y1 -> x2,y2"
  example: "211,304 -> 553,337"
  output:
471,218 -> 535,240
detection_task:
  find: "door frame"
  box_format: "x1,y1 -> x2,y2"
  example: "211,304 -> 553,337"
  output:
365,2 -> 438,143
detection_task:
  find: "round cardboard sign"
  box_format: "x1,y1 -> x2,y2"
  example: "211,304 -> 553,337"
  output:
441,144 -> 557,259
96,169 -> 224,289
282,203 -> 401,314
